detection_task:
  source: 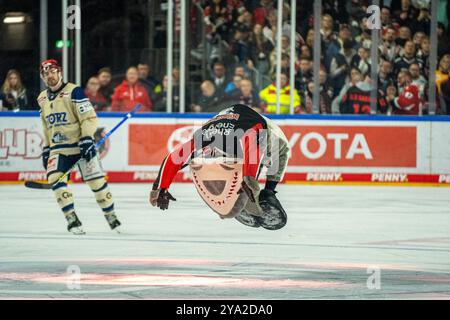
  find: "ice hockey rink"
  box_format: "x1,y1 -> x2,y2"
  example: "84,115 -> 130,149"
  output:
0,183 -> 449,299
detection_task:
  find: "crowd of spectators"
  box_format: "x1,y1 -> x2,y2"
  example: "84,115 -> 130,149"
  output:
1,0 -> 450,115
184,0 -> 450,115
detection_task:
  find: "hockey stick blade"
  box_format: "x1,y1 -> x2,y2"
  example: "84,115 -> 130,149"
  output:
24,180 -> 53,189
25,104 -> 142,190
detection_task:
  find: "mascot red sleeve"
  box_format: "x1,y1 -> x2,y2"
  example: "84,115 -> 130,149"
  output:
393,85 -> 421,115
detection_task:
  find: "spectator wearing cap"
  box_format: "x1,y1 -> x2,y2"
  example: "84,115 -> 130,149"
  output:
84,76 -> 109,111
111,66 -> 152,112
259,72 -> 300,114
0,69 -> 28,111
394,40 -> 423,77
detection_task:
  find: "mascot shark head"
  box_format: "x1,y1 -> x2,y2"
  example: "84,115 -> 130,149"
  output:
189,148 -> 249,218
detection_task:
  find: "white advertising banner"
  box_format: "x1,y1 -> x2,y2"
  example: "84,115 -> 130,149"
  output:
1,114 -> 449,185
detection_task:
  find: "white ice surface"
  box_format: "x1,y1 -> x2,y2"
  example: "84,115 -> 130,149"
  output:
0,183 -> 449,299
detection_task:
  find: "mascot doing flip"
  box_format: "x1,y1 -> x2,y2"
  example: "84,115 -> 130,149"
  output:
149,104 -> 290,230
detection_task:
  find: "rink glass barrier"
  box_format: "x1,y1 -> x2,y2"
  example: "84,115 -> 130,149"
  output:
2,112 -> 450,186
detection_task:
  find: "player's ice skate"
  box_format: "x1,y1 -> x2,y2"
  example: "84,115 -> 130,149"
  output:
65,212 -> 85,235
105,213 -> 122,233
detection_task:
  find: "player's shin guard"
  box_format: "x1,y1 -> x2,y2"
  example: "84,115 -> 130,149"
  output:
88,178 -> 121,230
49,173 -> 84,234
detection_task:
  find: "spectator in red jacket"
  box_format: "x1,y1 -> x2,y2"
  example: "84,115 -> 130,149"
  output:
111,66 -> 152,112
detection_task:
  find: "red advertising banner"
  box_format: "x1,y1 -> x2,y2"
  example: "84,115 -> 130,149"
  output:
282,125 -> 416,167
129,124 -> 197,165
129,124 -> 417,168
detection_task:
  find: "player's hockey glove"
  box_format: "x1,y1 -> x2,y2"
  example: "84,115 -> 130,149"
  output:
42,146 -> 50,170
150,188 -> 176,211
78,136 -> 97,162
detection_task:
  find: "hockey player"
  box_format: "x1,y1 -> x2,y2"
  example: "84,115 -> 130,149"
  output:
149,104 -> 290,230
38,59 -> 121,234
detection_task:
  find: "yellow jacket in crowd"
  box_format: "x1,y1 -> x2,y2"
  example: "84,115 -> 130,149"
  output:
259,83 -> 301,114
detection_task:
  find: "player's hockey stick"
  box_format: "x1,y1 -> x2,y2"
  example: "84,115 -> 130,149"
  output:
25,104 -> 142,189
